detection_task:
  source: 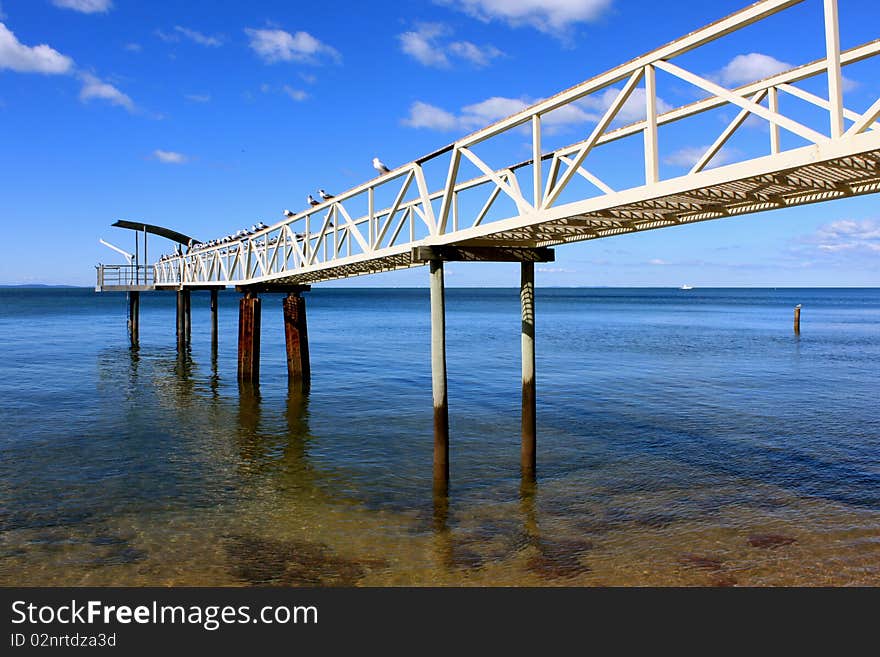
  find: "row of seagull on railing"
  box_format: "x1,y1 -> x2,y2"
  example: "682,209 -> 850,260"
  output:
155,157 -> 393,265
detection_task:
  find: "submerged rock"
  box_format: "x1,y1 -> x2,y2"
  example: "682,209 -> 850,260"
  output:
224,534 -> 387,586
747,533 -> 797,549
678,554 -> 724,571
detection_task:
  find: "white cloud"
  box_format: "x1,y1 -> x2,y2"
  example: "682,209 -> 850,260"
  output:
403,87 -> 670,134
282,85 -> 308,102
153,149 -> 187,164
402,101 -> 459,130
124,42 -> 142,52
185,93 -> 210,103
399,23 -> 449,67
648,258 -> 668,265
52,0 -> 112,13
717,53 -> 791,86
79,72 -> 135,111
245,28 -> 340,64
537,267 -> 575,273
577,86 -> 672,124
440,0 -> 613,34
664,145 -> 736,168
0,23 -> 74,74
174,26 -> 222,47
398,23 -> 503,69
811,219 -> 880,254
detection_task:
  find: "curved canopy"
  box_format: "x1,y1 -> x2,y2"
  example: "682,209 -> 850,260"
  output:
112,220 -> 197,245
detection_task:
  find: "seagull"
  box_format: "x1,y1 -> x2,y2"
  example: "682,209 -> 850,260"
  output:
373,157 -> 391,174
307,195 -> 319,207
319,188 -> 334,201
283,209 -> 295,218
257,221 -> 268,230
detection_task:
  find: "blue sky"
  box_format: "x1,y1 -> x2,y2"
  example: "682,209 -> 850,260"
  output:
1,0 -> 879,287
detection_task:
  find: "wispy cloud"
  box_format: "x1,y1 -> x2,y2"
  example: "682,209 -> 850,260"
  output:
664,145 -> 737,169
438,0 -> 613,36
51,0 -> 112,13
808,219 -> 880,255
184,93 -> 210,103
152,149 -> 187,164
245,28 -> 340,64
124,42 -> 142,53
79,72 -> 135,111
716,53 -> 791,86
0,23 -> 74,74
156,26 -> 223,47
398,23 -> 503,68
402,87 -> 670,133
282,85 -> 308,102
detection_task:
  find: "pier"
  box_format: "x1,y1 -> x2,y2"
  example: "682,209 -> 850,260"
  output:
95,0 -> 880,492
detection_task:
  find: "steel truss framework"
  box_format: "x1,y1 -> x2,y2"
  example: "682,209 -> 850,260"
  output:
141,0 -> 880,291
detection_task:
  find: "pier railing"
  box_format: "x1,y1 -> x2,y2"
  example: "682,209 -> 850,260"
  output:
150,0 -> 880,288
96,264 -> 155,290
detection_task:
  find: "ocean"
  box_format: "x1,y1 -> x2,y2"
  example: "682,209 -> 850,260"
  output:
0,286 -> 878,585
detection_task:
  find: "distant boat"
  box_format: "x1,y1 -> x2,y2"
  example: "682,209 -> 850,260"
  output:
680,284 -> 694,290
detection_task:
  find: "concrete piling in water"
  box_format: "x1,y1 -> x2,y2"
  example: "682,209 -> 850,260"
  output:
429,259 -> 449,494
794,304 -> 802,334
128,291 -> 140,347
283,291 -> 311,392
176,289 -> 190,351
520,262 -> 536,482
237,291 -> 261,383
210,288 -> 219,353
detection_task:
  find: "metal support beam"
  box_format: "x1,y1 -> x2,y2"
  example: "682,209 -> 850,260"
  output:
429,260 -> 449,494
520,262 -> 536,482
237,291 -> 261,384
283,292 -> 311,392
412,245 -> 555,263
128,291 -> 139,347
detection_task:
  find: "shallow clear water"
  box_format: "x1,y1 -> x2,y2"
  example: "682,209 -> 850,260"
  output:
0,287 -> 878,586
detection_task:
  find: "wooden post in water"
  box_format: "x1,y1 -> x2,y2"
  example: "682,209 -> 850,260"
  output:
210,288 -> 219,352
283,291 -> 311,392
794,304 -> 802,334
237,291 -> 261,383
128,291 -> 140,347
520,262 -> 537,482
429,260 -> 449,494
184,288 -> 192,342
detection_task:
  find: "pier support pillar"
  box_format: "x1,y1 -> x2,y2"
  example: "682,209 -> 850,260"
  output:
520,262 -> 537,482
128,291 -> 140,347
176,289 -> 191,351
210,288 -> 219,351
237,291 -> 261,384
429,260 -> 449,494
283,292 -> 311,392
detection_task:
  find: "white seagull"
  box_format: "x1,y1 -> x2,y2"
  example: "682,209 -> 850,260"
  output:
283,209 -> 295,218
318,188 -> 334,200
307,194 -> 319,207
372,157 -> 390,174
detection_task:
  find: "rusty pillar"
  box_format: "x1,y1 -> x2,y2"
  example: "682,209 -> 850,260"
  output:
521,261 -> 536,482
237,291 -> 261,383
283,292 -> 311,392
429,260 -> 449,494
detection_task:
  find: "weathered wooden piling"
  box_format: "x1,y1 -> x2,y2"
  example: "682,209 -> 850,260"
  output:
429,259 -> 449,493
283,291 -> 311,391
794,304 -> 802,334
128,291 -> 140,346
520,262 -> 537,481
237,291 -> 261,383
